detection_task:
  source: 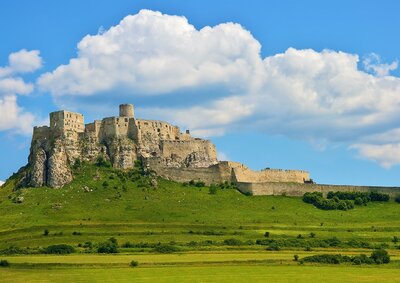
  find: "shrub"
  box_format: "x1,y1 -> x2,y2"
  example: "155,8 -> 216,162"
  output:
395,195 -> 400,203
153,244 -> 180,253
223,238 -> 243,246
43,244 -> 75,254
130,260 -> 139,267
302,254 -> 347,264
0,246 -> 28,255
370,249 -> 390,264
293,255 -> 299,261
72,231 -> 82,235
209,185 -> 217,195
0,260 -> 9,267
309,232 -> 316,238
264,231 -> 270,238
43,229 -> 49,236
96,156 -> 111,167
266,243 -> 280,251
97,239 -> 119,254
392,236 -> 399,244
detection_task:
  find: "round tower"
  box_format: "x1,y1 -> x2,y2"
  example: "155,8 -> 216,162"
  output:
119,104 -> 134,118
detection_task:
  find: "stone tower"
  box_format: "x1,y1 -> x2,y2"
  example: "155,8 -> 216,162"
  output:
119,104 -> 134,118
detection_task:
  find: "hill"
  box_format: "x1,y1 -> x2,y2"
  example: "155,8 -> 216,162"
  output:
1,163 -> 400,249
1,164 -> 400,282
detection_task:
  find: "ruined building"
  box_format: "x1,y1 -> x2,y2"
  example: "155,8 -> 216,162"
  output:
25,104 -> 311,189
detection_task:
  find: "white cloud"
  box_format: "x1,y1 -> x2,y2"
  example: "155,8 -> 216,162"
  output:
0,49 -> 42,134
363,53 -> 398,77
0,96 -> 35,134
352,143 -> 400,168
37,10 -> 400,168
0,49 -> 42,77
38,9 -> 263,96
0,180 -> 4,187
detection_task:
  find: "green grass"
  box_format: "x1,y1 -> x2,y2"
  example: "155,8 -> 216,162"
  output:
2,264 -> 400,283
1,163 -> 400,282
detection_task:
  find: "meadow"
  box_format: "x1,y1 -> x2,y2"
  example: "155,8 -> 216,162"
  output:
0,164 -> 399,282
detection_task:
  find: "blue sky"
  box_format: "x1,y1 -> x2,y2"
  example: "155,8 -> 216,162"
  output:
1,0 -> 400,186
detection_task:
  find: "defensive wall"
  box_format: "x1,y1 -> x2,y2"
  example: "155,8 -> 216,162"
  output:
145,157 -> 224,184
232,166 -> 310,183
237,182 -> 400,197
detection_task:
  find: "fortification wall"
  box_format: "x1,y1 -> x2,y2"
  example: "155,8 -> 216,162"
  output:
145,158 -> 224,184
161,140 -> 217,161
137,119 -> 180,140
98,117 -> 137,141
233,167 -> 310,183
32,126 -> 51,141
237,182 -> 400,197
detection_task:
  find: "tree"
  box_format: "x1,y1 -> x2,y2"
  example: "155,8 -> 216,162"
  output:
370,249 -> 390,264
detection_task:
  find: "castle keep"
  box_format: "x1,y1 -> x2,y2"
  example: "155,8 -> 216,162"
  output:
26,103 -> 311,189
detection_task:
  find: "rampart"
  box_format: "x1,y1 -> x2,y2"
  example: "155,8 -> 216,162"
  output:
145,158 -> 225,184
237,182 -> 400,197
233,167 -> 310,183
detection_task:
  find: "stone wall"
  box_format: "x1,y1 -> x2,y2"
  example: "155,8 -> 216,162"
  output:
233,167 -> 310,183
144,158 -> 224,184
237,182 -> 400,197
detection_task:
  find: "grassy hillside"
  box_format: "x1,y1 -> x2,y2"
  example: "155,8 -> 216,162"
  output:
1,163 -> 399,249
1,163 -> 400,282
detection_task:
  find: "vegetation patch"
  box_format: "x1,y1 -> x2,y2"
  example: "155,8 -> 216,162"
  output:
301,249 -> 390,265
42,244 -> 75,254
303,191 -> 390,210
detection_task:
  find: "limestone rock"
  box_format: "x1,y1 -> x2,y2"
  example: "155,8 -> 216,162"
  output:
47,140 -> 73,188
30,148 -> 47,187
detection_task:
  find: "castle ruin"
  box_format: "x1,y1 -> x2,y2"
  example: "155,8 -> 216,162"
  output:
25,103 -> 311,189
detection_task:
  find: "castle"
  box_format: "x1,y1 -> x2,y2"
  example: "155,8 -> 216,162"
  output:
25,104 -> 312,190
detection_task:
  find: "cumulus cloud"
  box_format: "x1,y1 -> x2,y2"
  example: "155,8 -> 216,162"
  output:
37,9 -> 400,168
0,49 -> 42,134
0,180 -> 4,187
363,53 -> 398,77
38,9 -> 263,96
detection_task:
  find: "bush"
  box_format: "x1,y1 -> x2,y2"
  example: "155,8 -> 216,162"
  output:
153,244 -> 180,253
370,249 -> 390,264
43,244 -> 75,254
395,195 -> 400,204
130,260 -> 139,267
264,231 -> 270,238
302,254 -> 349,264
266,243 -> 280,251
43,229 -> 49,236
0,246 -> 28,255
0,260 -> 9,267
293,255 -> 299,261
209,185 -> 218,195
223,238 -> 243,246
96,156 -> 111,167
97,239 -> 119,254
